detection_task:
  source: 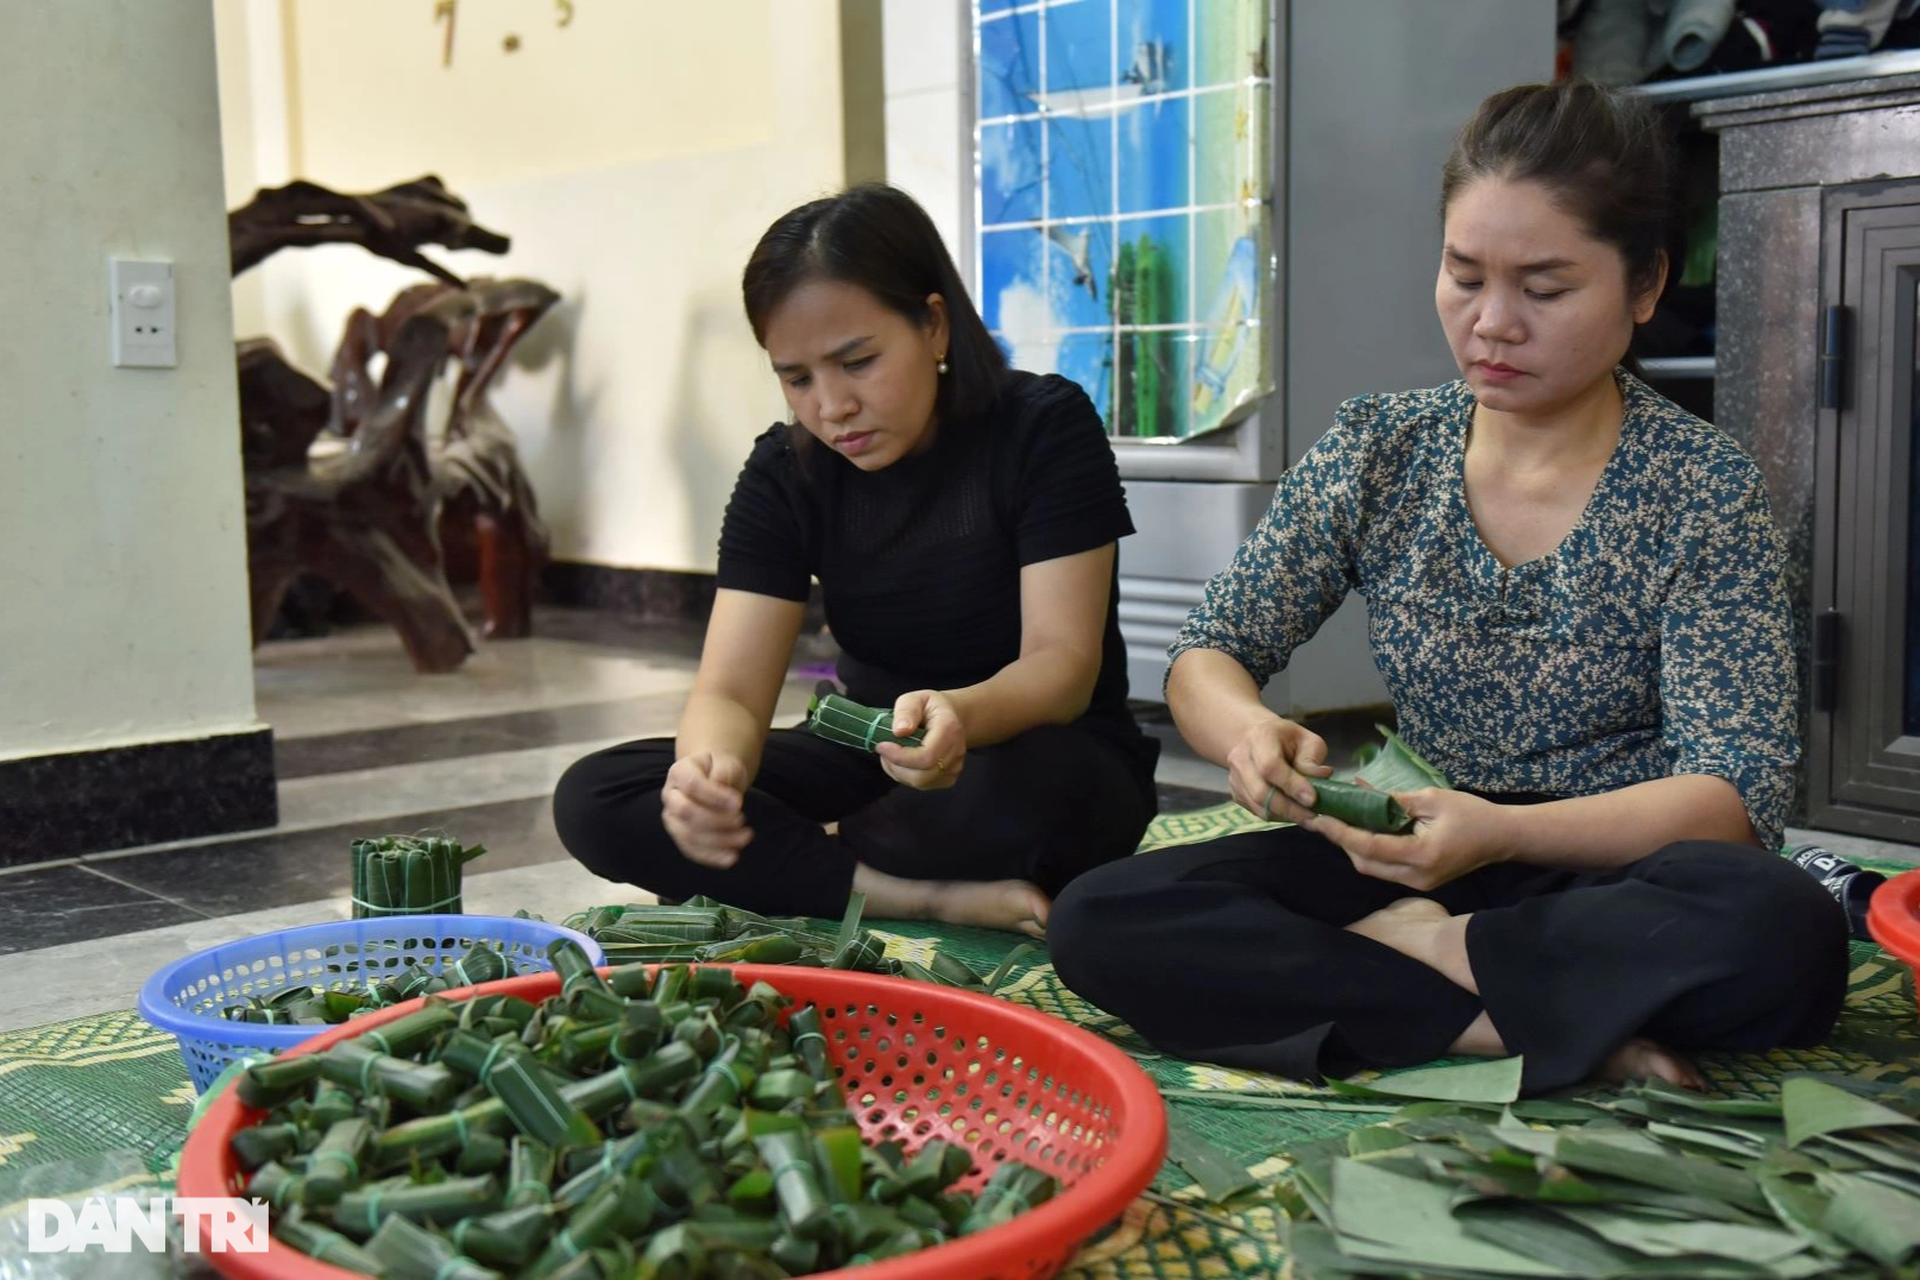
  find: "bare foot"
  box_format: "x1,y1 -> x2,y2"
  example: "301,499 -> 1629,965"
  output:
1599,1038 -> 1705,1091
1345,896 -> 1451,950
925,879 -> 1051,939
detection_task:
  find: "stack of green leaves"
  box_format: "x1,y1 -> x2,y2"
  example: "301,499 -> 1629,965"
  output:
558,892 -> 1040,996
223,942 -> 519,1026
802,689 -> 925,753
351,834 -> 488,918
1272,1057 -> 1920,1277
227,942 -> 1062,1277
1309,726 -> 1452,834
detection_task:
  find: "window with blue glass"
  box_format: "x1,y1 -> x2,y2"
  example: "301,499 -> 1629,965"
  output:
974,0 -> 1273,440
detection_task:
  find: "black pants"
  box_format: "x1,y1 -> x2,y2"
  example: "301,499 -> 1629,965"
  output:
552,723 -> 1158,919
1047,823 -> 1849,1095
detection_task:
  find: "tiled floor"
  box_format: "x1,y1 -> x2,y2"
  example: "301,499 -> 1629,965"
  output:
3,605 -> 1914,1033
0,609 -> 1241,1030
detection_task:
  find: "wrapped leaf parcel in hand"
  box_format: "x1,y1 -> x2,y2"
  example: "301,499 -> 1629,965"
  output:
1309,779 -> 1416,833
1310,724 -> 1452,833
350,833 -> 487,918
803,688 -> 925,753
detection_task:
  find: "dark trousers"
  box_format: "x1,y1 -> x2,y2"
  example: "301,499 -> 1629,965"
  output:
552,722 -> 1158,919
1047,823 -> 1849,1095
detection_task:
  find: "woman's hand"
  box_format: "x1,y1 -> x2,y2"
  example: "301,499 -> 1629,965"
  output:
1228,716 -> 1333,825
1310,788 -> 1516,891
661,751 -> 752,869
875,690 -> 966,790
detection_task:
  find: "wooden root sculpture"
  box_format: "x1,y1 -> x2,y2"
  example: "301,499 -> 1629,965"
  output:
229,176 -> 510,282
328,278 -> 559,640
230,176 -> 556,671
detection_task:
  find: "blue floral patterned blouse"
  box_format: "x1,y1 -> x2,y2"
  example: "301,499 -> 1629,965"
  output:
1169,371 -> 1799,852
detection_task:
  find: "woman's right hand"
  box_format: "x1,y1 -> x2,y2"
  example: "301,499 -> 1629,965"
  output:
661,751 -> 752,869
1226,716 -> 1332,826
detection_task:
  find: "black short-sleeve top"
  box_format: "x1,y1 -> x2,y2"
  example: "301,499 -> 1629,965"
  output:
717,371 -> 1150,768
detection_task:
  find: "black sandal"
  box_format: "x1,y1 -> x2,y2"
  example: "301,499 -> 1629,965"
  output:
1788,845 -> 1886,941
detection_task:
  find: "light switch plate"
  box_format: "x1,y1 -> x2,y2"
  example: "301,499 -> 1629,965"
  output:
109,258 -> 177,368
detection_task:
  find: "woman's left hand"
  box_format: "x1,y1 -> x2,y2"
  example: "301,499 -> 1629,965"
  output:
1309,788 -> 1516,891
875,690 -> 967,790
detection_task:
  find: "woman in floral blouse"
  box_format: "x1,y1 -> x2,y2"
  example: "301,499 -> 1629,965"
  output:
1047,81 -> 1848,1095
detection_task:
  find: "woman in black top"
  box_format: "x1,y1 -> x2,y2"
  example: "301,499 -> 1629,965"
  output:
552,185 -> 1159,936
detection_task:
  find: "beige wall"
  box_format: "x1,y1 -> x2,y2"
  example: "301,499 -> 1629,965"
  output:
0,0 -> 259,760
881,0 -> 966,272
218,0 -> 866,573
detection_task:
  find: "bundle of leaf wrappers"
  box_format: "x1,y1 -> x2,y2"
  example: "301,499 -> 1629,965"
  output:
558,894 -> 1037,994
228,939 -> 1062,1278
1267,1056 -> 1920,1277
223,941 -> 520,1025
802,688 -> 925,753
1309,726 -> 1451,834
352,834 -> 488,919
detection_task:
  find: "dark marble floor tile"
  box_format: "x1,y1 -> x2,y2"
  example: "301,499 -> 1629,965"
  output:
528,605 -> 707,659
93,796 -> 568,918
532,603 -> 835,669
0,729 -> 276,867
0,866 -> 208,954
275,693 -> 684,779
541,565 -> 715,625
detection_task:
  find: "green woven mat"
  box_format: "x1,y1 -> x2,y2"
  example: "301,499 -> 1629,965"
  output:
0,802 -> 1913,1278
0,1010 -> 197,1214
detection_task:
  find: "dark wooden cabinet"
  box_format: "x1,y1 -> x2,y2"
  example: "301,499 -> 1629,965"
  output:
1701,77 -> 1920,841
1814,186 -> 1920,840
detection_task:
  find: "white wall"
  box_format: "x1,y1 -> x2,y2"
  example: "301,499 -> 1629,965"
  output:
213,0 -> 296,340
217,0 -> 859,574
0,0 -> 259,760
882,0 -> 968,273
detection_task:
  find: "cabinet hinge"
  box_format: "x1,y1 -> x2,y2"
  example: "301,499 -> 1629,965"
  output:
1812,609 -> 1842,713
1818,306 -> 1850,412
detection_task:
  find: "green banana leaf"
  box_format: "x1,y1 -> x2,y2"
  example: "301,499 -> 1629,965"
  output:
1783,1076 -> 1920,1148
1329,1057 -> 1524,1105
1355,725 -> 1450,793
1278,1072 -> 1920,1279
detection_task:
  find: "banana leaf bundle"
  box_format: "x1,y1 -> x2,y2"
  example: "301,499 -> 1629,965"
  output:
231,944 -> 1064,1277
802,688 -> 925,753
1309,724 -> 1452,834
1276,1058 -> 1920,1277
223,985 -> 372,1026
558,894 -> 1041,998
366,1213 -> 503,1279
224,944 -> 521,1026
351,834 -> 487,918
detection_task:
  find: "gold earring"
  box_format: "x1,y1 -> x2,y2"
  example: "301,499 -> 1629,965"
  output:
937,354 -> 949,374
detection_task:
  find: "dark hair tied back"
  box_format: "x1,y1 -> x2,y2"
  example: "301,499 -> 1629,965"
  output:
1441,81 -> 1673,304
742,184 -> 1008,431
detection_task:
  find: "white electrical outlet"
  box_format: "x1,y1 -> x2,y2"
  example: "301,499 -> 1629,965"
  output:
109,258 -> 177,368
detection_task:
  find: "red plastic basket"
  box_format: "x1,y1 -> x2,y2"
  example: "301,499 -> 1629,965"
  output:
178,963 -> 1168,1279
1868,866 -> 1920,1019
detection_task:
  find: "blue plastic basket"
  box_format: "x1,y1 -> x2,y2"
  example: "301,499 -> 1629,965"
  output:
136,914 -> 604,1092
